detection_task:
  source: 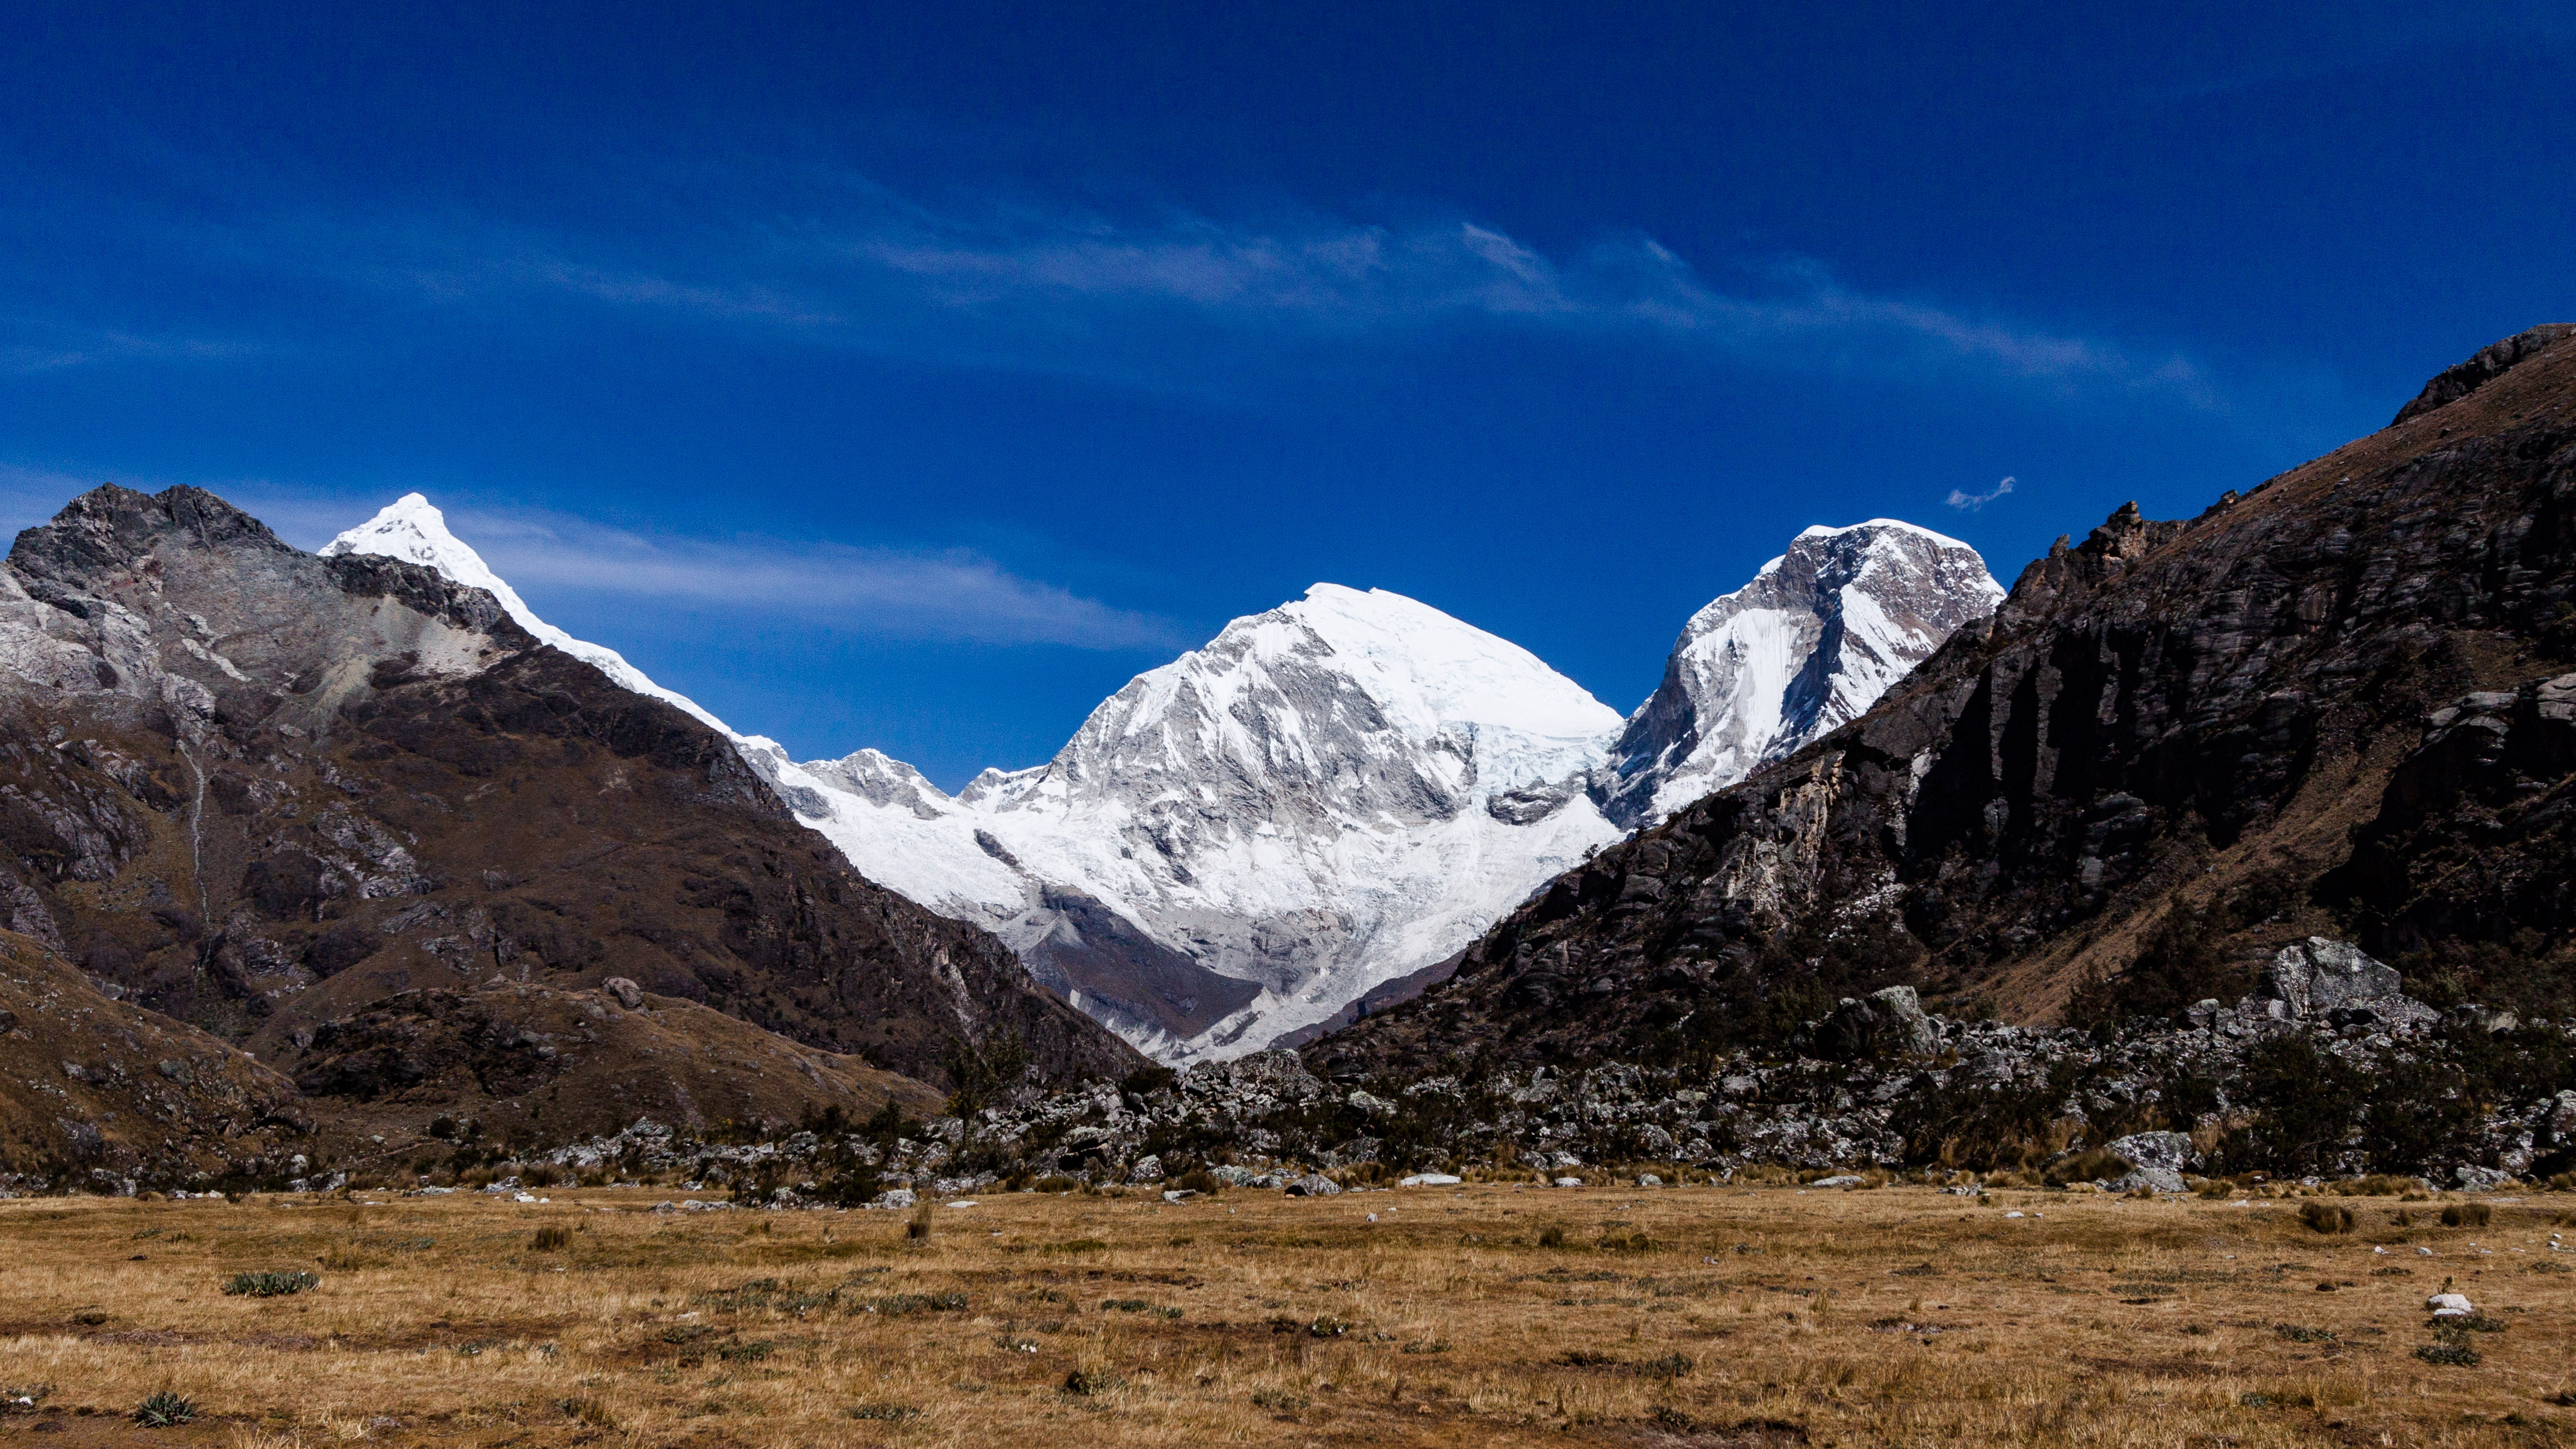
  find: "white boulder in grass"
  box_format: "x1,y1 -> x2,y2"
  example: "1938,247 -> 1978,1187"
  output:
1399,1173 -> 1463,1187
2427,1293 -> 2475,1318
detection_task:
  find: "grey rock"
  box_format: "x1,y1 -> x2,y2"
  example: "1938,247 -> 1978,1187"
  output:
1284,1173 -> 1341,1197
2105,1130 -> 2194,1174
602,977 -> 646,1010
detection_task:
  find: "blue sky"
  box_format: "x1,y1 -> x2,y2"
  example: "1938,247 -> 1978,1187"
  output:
4,3 -> 2572,786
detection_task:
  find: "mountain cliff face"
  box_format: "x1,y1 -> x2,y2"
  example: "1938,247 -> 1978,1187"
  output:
0,484 -> 1138,1099
1314,324 -> 2576,1076
1598,521 -> 2003,828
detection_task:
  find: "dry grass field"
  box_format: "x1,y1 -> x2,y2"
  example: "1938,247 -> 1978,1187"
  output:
1,1182 -> 2570,1448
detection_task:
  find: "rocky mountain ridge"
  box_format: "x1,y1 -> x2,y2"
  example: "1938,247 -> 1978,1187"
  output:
0,484 -> 1137,1151
1312,323 -> 2576,1079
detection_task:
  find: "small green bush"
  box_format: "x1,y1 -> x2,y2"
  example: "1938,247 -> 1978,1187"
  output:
133,1392 -> 195,1428
1061,1369 -> 1125,1396
848,1404 -> 921,1420
222,1271 -> 319,1298
2415,1342 -> 2481,1367
717,1340 -> 773,1362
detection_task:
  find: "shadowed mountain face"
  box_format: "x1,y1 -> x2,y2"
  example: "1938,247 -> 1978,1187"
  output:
1314,325 -> 2576,1076
0,485 -> 1140,1095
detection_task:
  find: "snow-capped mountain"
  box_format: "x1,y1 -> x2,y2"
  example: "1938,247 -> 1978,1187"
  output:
775,584 -> 1629,1060
321,495 -> 732,733
328,496 -> 2001,1065
1597,520 -> 2005,828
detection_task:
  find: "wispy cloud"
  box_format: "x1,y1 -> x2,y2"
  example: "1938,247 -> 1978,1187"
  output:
1946,474 -> 2017,511
0,320 -> 260,376
442,505 -> 1188,652
222,180 -> 2215,405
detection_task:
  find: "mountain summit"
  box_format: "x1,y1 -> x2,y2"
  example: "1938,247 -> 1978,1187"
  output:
1600,520 -> 2004,827
790,584 -> 1630,1060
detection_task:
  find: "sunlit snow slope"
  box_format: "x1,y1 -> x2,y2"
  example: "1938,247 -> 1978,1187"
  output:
785,584 -> 1629,1061
1599,520 -> 2006,828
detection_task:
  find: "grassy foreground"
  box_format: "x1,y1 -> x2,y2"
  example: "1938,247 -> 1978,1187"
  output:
0,1183 -> 2569,1447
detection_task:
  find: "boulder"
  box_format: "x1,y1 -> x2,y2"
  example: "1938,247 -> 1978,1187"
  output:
2258,939 -> 2411,1021
873,1187 -> 917,1210
2426,1292 -> 2475,1319
1814,986 -> 1942,1060
602,977 -> 646,1010
2105,1130 -> 2194,1174
1284,1173 -> 1341,1197
2108,1166 -> 2187,1194
1399,1172 -> 1463,1187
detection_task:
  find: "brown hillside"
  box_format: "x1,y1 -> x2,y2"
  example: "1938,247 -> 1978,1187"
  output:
0,484 -> 1140,1105
1318,324 -> 2576,1074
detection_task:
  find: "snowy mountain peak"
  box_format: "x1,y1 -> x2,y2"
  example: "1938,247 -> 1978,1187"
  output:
1600,520 -> 2004,828
790,582 -> 1627,1061
322,494 -> 730,731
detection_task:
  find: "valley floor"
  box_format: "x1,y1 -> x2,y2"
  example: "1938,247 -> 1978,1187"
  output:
0,1184 -> 2569,1448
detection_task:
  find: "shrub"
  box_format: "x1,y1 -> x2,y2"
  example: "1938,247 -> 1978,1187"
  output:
717,1340 -> 773,1362
1062,1369 -> 1125,1396
556,1397 -> 615,1427
906,1203 -> 933,1243
2046,1147 -> 2135,1186
530,1226 -> 571,1251
2299,1203 -> 2355,1235
1250,1389 -> 1310,1412
132,1392 -> 195,1428
1536,1225 -> 1567,1249
1030,1175 -> 1079,1194
1174,1169 -> 1219,1196
2415,1341 -> 2481,1367
848,1404 -> 921,1420
2440,1203 -> 2492,1228
222,1271 -> 319,1297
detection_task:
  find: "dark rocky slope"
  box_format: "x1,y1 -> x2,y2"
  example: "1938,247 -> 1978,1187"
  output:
0,486 -> 1140,1109
0,929 -> 305,1193
1317,325 -> 2576,1076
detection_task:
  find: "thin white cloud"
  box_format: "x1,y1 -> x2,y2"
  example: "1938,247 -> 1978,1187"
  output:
275,185 -> 2214,404
0,323 -> 258,376
443,506 -> 1188,652
1946,475 -> 2017,511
